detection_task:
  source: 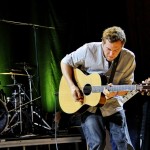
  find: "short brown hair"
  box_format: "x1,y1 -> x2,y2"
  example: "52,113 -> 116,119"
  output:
102,26 -> 126,44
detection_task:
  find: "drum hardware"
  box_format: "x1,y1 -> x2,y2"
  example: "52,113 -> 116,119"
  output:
2,83 -> 24,135
1,75 -> 28,135
8,96 -> 41,113
4,84 -> 24,109
24,65 -> 52,132
10,69 -> 22,72
0,72 -> 27,131
0,95 -> 41,135
15,62 -> 35,70
0,72 -> 28,76
0,65 -> 52,135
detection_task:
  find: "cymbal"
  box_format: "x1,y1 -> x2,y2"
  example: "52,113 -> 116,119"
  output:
6,68 -> 22,72
0,72 -> 27,76
15,62 -> 29,65
15,62 -> 36,70
3,83 -> 22,87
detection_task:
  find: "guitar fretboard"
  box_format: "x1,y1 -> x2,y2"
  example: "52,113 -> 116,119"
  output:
92,85 -> 137,93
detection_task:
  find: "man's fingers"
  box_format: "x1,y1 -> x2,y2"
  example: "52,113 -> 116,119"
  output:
103,88 -> 110,95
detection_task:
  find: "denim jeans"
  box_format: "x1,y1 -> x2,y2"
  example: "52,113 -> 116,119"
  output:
81,109 -> 135,150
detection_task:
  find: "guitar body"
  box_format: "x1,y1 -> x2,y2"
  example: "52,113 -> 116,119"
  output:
59,68 -> 102,114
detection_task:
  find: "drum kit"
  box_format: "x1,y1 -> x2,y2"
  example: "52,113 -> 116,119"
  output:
0,63 -> 51,137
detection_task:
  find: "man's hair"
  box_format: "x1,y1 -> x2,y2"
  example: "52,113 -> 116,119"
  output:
102,26 -> 126,44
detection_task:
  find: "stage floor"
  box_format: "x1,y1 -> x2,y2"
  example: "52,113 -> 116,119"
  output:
0,131 -> 86,150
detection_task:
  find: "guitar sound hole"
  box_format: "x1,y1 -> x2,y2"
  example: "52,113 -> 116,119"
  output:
83,84 -> 92,95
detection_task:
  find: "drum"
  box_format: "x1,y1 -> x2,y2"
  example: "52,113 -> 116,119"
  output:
0,99 -> 9,134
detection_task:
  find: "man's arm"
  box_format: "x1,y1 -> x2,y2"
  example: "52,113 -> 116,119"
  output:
60,61 -> 83,102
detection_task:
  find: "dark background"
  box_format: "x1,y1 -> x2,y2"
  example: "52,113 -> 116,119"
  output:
0,0 -> 150,81
0,0 -> 150,149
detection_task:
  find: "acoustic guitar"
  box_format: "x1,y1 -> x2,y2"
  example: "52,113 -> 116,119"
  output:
59,68 -> 150,114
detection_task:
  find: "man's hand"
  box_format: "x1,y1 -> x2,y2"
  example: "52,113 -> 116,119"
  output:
143,78 -> 150,83
103,83 -> 127,99
103,88 -> 118,99
70,85 -> 84,102
142,78 -> 150,96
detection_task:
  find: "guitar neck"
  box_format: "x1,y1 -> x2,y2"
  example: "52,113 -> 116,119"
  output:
92,85 -> 137,93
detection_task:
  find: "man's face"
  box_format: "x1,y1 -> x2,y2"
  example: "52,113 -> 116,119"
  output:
102,39 -> 123,62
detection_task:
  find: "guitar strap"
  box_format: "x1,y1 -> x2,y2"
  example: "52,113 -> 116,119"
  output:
108,53 -> 120,83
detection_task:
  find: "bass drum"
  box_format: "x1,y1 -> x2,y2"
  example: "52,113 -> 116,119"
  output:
0,99 -> 9,134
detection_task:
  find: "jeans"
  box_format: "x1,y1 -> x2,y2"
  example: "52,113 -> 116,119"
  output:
81,109 -> 135,150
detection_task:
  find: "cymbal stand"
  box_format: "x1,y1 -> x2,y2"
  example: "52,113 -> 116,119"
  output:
9,84 -> 23,132
11,75 -> 23,132
6,82 -> 24,134
24,66 -> 52,132
11,75 -> 18,111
